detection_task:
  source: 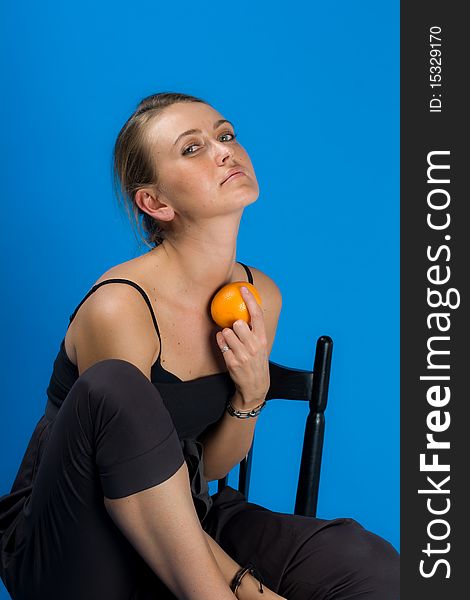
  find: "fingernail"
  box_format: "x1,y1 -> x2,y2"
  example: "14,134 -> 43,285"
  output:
241,286 -> 248,293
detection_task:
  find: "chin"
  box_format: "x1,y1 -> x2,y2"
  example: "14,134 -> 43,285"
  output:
234,188 -> 258,207
240,182 -> 260,203
223,185 -> 259,210
239,197 -> 258,212
246,188 -> 260,204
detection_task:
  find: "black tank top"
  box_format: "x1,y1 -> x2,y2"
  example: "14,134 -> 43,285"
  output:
45,262 -> 254,440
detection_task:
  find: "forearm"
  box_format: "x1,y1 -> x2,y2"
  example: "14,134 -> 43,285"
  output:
199,391 -> 263,481
204,531 -> 269,599
204,530 -> 241,584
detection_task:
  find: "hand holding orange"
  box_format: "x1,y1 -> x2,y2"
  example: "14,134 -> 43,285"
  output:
210,282 -> 263,328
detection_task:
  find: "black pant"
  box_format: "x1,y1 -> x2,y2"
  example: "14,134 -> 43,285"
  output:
5,359 -> 399,599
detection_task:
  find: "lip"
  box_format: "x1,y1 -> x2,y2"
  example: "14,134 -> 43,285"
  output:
221,168 -> 246,185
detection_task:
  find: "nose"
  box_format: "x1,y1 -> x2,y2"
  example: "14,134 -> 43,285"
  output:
212,138 -> 234,164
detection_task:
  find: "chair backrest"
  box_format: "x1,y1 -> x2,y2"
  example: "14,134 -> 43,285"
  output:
217,335 -> 333,518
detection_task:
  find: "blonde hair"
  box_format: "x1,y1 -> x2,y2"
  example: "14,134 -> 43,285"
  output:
112,91 -> 209,248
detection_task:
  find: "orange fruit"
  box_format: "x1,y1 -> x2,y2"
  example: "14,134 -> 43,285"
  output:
210,281 -> 263,329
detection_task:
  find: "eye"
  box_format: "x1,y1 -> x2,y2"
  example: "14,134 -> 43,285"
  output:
181,131 -> 237,156
182,143 -> 200,156
219,131 -> 238,143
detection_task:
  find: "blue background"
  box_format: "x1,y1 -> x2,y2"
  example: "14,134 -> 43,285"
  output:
0,0 -> 399,596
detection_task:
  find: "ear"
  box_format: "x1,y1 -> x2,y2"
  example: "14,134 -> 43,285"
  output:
134,188 -> 175,223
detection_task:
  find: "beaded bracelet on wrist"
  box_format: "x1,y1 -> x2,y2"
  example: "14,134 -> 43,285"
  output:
226,399 -> 267,419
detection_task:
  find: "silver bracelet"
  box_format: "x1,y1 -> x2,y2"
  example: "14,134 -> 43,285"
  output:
226,399 -> 267,419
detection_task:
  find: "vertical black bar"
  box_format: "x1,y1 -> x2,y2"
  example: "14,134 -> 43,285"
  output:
401,2 -> 468,598
294,412 -> 324,517
238,439 -> 254,500
294,336 -> 332,517
217,475 -> 227,493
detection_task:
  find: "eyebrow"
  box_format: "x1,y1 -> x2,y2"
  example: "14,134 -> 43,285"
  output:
173,119 -> 234,146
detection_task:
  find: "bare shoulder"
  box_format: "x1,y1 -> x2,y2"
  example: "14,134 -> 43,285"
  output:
245,265 -> 283,310
243,265 -> 282,355
69,263 -> 160,379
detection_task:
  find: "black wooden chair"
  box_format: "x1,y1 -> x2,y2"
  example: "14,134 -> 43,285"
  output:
217,335 -> 333,518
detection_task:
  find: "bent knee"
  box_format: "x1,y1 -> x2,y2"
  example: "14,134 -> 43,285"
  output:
295,519 -> 399,596
79,358 -> 146,388
71,358 -> 165,422
334,520 -> 400,595
279,519 -> 399,600
75,359 -> 152,403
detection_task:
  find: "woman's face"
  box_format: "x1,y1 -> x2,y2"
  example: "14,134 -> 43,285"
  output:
145,101 -> 259,224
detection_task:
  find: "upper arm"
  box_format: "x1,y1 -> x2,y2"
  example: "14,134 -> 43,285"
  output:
73,285 -> 160,380
248,266 -> 283,356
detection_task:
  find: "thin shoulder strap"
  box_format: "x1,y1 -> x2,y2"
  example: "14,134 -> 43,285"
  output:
237,261 -> 254,284
68,278 -> 161,341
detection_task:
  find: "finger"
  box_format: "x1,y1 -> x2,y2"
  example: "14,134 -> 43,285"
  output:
231,320 -> 260,355
218,327 -> 245,357
232,318 -> 252,342
218,321 -> 256,365
216,331 -> 233,357
240,286 -> 264,334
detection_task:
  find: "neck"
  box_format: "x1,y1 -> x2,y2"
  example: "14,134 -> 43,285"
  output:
152,215 -> 242,306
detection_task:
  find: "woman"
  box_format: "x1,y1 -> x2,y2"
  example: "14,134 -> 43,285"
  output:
0,92 -> 399,599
